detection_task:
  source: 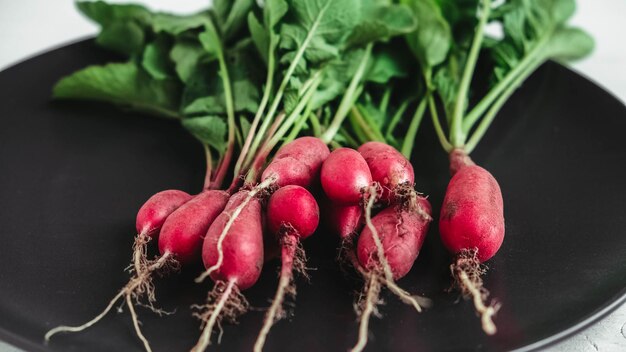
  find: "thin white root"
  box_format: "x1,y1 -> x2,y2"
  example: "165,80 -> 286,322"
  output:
363,185 -> 395,284
191,280 -> 248,352
452,249 -> 500,335
384,280 -> 432,312
132,231 -> 151,276
44,290 -> 125,342
126,292 -> 152,352
44,252 -> 176,348
196,176 -> 277,283
351,273 -> 382,352
254,236 -> 305,352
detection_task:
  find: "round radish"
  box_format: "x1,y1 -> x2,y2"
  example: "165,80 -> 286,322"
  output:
135,190 -> 193,237
254,185 -> 319,351
358,141 -> 414,203
321,148 -> 372,204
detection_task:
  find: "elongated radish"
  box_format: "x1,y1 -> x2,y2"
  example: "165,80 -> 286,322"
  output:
261,136 -> 330,188
351,196 -> 432,352
321,147 -> 372,205
440,150 -> 504,335
197,137 -> 328,282
327,201 -> 363,241
191,190 -> 264,351
254,185 -> 319,352
45,190 -> 227,352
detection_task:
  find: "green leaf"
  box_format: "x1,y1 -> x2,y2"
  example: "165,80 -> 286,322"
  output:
181,115 -> 227,152
198,23 -> 222,60
347,2 -> 418,48
402,0 -> 451,68
53,62 -> 181,118
142,38 -> 172,80
265,0 -> 289,28
248,13 -> 269,63
170,40 -> 205,83
212,0 -> 255,41
95,21 -> 145,56
76,1 -> 151,26
544,27 -> 594,61
365,45 -> 410,84
151,12 -> 210,35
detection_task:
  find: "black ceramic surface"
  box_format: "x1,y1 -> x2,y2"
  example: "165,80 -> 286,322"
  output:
0,40 -> 625,352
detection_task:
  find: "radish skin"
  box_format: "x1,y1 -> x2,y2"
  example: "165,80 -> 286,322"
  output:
192,190 -> 264,351
321,148 -> 372,204
358,141 -> 415,203
262,136 -> 330,189
440,150 -> 505,335
254,186 -> 319,352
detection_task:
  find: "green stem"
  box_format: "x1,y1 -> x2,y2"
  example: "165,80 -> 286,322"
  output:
464,56 -> 543,153
385,100 -> 410,139
462,38 -> 549,133
309,112 -> 322,138
231,36 -> 276,183
283,98 -> 316,147
339,127 -> 359,148
209,27 -> 236,190
379,87 -> 392,112
428,94 -> 453,152
350,106 -> 383,142
450,0 -> 491,147
356,104 -> 385,141
321,44 -> 373,143
246,1 -> 331,166
401,96 -> 427,159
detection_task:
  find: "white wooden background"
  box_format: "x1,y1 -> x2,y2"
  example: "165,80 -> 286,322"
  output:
0,1 -> 624,351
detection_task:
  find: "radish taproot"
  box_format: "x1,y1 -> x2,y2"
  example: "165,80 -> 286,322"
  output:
350,188 -> 432,352
191,190 -> 264,351
45,190 -> 228,352
439,150 -> 504,334
254,185 -> 319,351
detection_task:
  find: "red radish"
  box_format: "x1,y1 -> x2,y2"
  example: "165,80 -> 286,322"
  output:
191,190 -> 264,351
45,190 -> 227,352
327,202 -> 363,240
321,148 -> 372,204
197,137 -> 329,283
261,136 -> 330,189
358,141 -> 415,203
351,194 -> 432,352
439,149 -> 504,335
254,186 -> 319,352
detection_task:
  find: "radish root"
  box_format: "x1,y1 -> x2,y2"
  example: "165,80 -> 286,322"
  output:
254,233 -> 307,352
451,248 -> 500,335
45,252 -> 177,350
191,280 -> 248,352
362,184 -> 428,312
196,175 -> 277,283
351,272 -> 382,352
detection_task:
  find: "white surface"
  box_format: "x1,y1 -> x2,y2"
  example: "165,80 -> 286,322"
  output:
0,1 -> 625,351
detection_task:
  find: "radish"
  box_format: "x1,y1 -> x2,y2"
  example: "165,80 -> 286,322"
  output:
254,185 -> 319,351
357,141 -> 415,204
191,190 -> 264,351
439,149 -> 504,335
350,189 -> 432,352
45,190 -> 228,352
321,147 -> 373,205
196,137 -> 329,283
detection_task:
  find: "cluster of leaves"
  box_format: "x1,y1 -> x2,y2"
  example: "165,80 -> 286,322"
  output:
54,0 -> 594,174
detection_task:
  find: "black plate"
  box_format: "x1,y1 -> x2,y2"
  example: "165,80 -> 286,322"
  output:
1,40 -> 625,352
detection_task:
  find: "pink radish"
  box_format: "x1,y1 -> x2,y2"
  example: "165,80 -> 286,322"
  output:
45,190 -> 228,352
191,190 -> 264,351
261,136 -> 330,189
358,141 -> 415,203
439,149 -> 504,335
254,185 -> 319,351
350,195 -> 432,352
327,202 -> 363,240
321,147 -> 373,204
